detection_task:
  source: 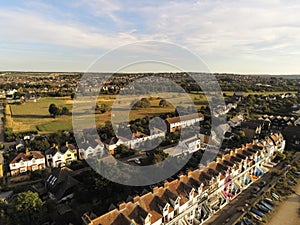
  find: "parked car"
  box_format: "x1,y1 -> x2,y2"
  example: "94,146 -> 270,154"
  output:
256,204 -> 270,213
260,200 -> 273,211
243,216 -> 254,225
251,186 -> 260,194
251,208 -> 265,218
264,198 -> 275,206
258,180 -> 266,188
134,158 -> 141,164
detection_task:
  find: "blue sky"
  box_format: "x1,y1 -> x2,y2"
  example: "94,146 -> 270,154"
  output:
0,0 -> 300,74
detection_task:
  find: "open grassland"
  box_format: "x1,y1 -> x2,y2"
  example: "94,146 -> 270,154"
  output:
7,93 -> 208,133
8,97 -> 73,133
6,91 -> 296,133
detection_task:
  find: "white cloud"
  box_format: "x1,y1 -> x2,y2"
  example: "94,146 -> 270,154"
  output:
0,8 -> 139,49
1,0 -> 300,73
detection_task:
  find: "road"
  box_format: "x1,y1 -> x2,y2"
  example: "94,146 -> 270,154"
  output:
204,152 -> 300,225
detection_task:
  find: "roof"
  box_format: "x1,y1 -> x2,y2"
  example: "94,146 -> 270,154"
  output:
10,151 -> 44,164
166,113 -> 204,124
45,144 -> 77,156
89,132 -> 285,225
45,167 -> 79,200
241,120 -> 264,129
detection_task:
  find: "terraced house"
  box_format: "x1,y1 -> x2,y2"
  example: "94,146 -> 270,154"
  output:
82,133 -> 285,225
166,113 -> 204,133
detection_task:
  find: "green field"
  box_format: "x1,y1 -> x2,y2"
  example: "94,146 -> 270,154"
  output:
9,97 -> 73,133
7,93 -> 208,133
7,91 -> 295,133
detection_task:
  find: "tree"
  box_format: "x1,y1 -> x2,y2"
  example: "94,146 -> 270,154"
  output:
30,138 -> 50,152
61,106 -> 69,115
49,104 -> 69,117
70,93 -> 76,100
159,99 -> 171,108
114,144 -> 132,158
132,98 -> 151,109
8,191 -> 46,225
48,103 -> 59,118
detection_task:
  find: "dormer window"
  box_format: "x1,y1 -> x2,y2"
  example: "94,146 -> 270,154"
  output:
189,189 -> 195,200
163,204 -> 169,215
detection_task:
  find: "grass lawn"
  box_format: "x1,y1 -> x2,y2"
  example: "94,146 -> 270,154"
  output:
9,97 -> 73,133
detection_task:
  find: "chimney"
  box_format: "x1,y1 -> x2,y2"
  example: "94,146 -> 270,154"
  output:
164,180 -> 169,188
119,202 -> 126,210
133,196 -> 140,203
153,186 -> 159,194
216,157 -> 222,163
25,148 -> 30,156
66,141 -> 69,147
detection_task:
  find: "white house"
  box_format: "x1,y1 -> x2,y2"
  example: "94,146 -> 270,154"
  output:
79,139 -> 105,160
45,143 -> 78,168
228,114 -> 244,128
118,130 -> 165,150
164,136 -> 201,156
166,113 -> 204,132
9,150 -> 46,176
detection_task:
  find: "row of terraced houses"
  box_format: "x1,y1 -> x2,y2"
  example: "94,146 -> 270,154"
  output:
82,133 -> 285,225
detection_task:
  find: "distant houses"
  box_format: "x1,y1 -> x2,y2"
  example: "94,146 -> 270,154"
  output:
228,114 -> 244,128
241,120 -> 265,139
282,126 -> 300,150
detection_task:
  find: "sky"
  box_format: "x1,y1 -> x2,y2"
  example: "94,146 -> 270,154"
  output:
0,0 -> 300,74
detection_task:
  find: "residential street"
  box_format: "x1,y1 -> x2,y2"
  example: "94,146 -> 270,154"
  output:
204,152 -> 300,225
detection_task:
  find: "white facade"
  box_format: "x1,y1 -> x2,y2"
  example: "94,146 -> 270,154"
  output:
119,131 -> 165,150
45,148 -> 77,168
79,144 -> 105,159
9,152 -> 46,176
85,133 -> 285,225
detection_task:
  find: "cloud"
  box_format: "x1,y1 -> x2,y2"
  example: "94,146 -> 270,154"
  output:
0,8 -> 138,49
1,0 -> 300,73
